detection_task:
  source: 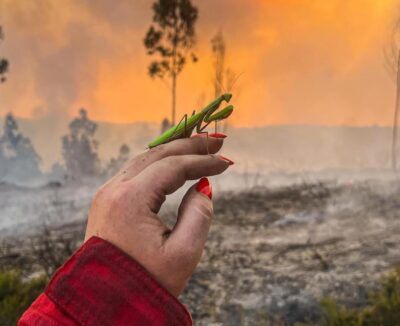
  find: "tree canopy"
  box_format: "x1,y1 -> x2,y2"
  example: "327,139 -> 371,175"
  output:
144,0 -> 198,124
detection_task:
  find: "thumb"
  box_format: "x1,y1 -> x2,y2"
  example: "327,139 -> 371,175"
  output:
166,178 -> 213,265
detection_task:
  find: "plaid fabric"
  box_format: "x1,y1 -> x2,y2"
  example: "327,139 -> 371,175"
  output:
19,237 -> 193,326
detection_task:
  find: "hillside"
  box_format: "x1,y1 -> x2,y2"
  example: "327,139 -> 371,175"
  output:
1,116 -> 392,172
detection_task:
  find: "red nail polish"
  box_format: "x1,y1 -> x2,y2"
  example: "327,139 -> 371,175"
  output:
196,177 -> 212,199
209,133 -> 227,139
219,155 -> 234,165
192,133 -> 227,139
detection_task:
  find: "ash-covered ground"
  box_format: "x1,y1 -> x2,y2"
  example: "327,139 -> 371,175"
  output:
1,170 -> 400,325
180,177 -> 400,325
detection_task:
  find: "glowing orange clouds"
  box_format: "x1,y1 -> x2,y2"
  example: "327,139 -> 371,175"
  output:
1,0 -> 399,127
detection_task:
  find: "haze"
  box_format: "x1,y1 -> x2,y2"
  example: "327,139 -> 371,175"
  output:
0,0 -> 399,127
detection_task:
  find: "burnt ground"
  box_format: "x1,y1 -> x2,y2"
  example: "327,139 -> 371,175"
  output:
176,180 -> 400,325
2,178 -> 400,325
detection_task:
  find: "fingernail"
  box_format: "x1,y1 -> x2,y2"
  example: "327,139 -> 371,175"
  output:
209,133 -> 227,139
196,177 -> 212,199
191,133 -> 227,139
219,155 -> 234,165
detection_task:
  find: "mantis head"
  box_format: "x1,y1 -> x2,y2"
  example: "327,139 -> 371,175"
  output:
221,93 -> 233,103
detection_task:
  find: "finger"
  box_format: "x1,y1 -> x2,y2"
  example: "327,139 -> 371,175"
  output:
165,179 -> 213,268
134,154 -> 231,213
118,134 -> 226,180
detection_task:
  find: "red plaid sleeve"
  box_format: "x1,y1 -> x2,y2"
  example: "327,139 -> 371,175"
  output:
19,236 -> 193,326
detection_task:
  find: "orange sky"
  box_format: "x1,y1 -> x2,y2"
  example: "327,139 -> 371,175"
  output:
0,0 -> 400,127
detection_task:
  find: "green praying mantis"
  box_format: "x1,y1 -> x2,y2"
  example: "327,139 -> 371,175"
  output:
148,93 -> 234,149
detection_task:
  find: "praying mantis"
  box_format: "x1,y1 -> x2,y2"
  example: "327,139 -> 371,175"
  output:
148,93 -> 234,149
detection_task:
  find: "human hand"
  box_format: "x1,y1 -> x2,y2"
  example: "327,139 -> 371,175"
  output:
84,134 -> 233,296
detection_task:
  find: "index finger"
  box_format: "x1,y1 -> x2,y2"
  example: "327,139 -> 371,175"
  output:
133,154 -> 231,213
119,134 -> 226,180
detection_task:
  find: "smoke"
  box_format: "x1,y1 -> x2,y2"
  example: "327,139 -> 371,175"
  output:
0,0 -> 399,126
0,0 -> 134,120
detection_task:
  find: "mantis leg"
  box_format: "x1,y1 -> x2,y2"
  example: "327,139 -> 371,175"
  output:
196,120 -> 213,155
169,110 -> 198,140
170,113 -> 188,140
186,110 -> 196,137
148,94 -> 232,148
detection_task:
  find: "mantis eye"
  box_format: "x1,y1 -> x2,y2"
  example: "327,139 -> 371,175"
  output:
222,93 -> 233,103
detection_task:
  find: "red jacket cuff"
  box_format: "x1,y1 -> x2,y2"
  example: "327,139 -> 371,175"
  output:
45,236 -> 192,325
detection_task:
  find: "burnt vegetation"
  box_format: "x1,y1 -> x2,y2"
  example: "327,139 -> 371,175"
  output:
1,179 -> 400,324
157,180 -> 400,325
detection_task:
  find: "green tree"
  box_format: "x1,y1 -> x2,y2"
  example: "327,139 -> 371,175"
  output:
144,0 -> 198,125
0,26 -> 9,83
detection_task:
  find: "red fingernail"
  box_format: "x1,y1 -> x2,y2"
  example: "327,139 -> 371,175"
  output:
196,177 -> 212,199
219,155 -> 234,165
191,133 -> 227,139
209,133 -> 227,139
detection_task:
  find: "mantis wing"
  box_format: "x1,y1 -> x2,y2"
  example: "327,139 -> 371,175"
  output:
148,93 -> 234,148
148,112 -> 202,148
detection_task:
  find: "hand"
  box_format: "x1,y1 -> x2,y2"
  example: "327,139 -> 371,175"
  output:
84,134 -> 233,297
